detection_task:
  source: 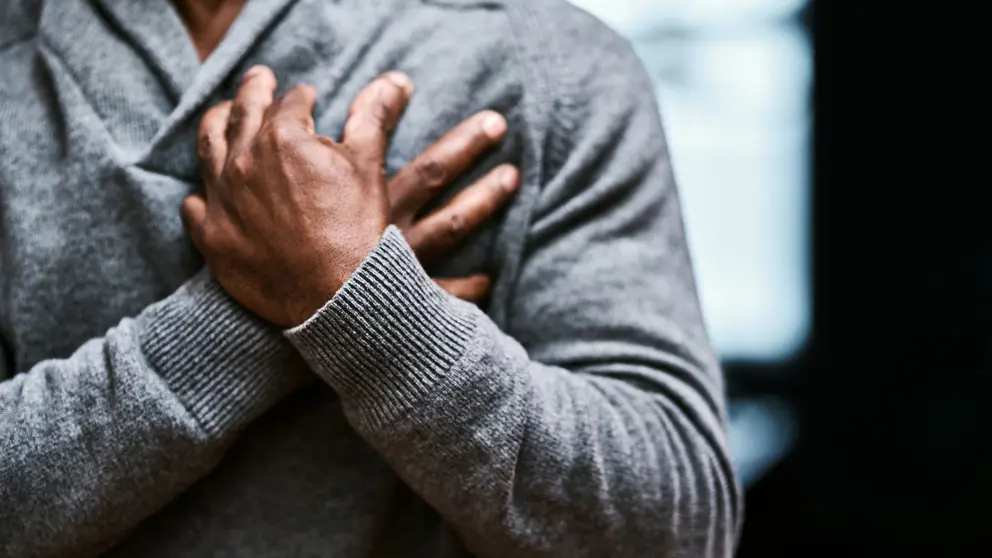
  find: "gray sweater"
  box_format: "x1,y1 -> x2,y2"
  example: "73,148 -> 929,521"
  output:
0,0 -> 741,556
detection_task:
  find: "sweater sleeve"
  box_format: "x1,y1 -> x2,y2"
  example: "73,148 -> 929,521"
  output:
0,270 -> 309,558
283,17 -> 741,557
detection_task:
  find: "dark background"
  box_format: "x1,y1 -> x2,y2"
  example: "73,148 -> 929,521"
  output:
732,2 -> 988,555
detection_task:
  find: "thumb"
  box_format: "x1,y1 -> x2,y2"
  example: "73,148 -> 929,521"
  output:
180,194 -> 208,251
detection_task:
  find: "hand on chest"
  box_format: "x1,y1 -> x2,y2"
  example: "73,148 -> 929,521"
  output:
9,0 -> 528,305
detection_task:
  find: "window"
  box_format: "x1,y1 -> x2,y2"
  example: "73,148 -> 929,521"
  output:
568,0 -> 813,485
570,0 -> 812,363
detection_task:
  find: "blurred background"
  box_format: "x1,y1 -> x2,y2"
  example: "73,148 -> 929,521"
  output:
565,0 -> 988,555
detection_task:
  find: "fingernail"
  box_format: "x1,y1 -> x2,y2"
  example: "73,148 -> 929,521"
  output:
481,113 -> 507,139
386,72 -> 414,94
500,166 -> 518,190
243,65 -> 265,83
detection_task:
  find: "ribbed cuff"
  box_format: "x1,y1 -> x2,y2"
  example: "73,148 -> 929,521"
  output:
284,226 -> 477,430
138,269 -> 307,438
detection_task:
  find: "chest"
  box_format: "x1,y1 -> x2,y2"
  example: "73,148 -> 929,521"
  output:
0,0 -> 525,370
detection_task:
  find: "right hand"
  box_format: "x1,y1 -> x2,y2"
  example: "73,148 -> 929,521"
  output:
190,68 -> 517,309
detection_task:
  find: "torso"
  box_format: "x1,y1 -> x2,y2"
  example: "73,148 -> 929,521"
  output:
0,0 -> 530,555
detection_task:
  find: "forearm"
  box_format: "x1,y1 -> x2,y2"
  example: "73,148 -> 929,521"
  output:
0,271 -> 308,557
287,228 -> 738,557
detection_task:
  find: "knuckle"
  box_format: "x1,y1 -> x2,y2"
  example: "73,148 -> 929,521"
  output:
200,106 -> 229,137
197,132 -> 214,158
367,99 -> 392,127
345,117 -> 381,147
265,122 -> 294,145
228,154 -> 253,182
200,222 -> 224,253
375,102 -> 393,125
343,117 -> 363,138
414,157 -> 447,187
337,152 -> 362,179
205,217 -> 245,254
446,212 -> 466,239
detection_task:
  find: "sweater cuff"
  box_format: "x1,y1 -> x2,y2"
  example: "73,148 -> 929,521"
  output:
138,269 -> 307,438
284,225 -> 477,429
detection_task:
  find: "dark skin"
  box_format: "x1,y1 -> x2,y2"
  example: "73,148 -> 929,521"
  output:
183,67 -> 519,326
176,2 -> 518,313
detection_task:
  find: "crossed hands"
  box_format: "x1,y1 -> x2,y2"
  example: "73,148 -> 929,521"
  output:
181,66 -> 518,327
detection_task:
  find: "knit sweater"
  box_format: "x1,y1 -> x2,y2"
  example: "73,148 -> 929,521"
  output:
0,0 -> 741,556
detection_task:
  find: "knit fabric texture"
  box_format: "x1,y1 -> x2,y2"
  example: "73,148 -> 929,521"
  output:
0,0 -> 741,556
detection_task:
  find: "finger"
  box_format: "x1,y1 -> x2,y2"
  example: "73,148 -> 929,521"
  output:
406,164 -> 519,263
180,194 -> 208,252
226,65 -> 278,159
434,274 -> 491,304
388,110 -> 507,221
267,83 -> 318,133
198,101 -> 233,187
341,72 -> 413,166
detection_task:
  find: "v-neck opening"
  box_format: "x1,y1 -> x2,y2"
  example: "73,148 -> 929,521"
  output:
92,0 -> 202,100
91,0 -> 300,154
149,0 -> 299,149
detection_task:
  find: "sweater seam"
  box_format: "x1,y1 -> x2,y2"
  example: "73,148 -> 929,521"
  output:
402,0 -> 574,332
511,1 -> 577,184
486,0 -> 572,330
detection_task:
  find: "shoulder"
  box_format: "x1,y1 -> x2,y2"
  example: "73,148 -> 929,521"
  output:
425,0 -> 646,80
419,0 -> 646,82
492,0 -> 660,177
420,0 -> 657,158
508,0 -> 638,54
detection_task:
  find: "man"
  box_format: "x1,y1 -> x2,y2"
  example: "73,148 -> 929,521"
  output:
0,0 -> 741,556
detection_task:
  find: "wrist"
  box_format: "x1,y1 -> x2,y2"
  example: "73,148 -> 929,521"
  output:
285,227 -> 387,327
